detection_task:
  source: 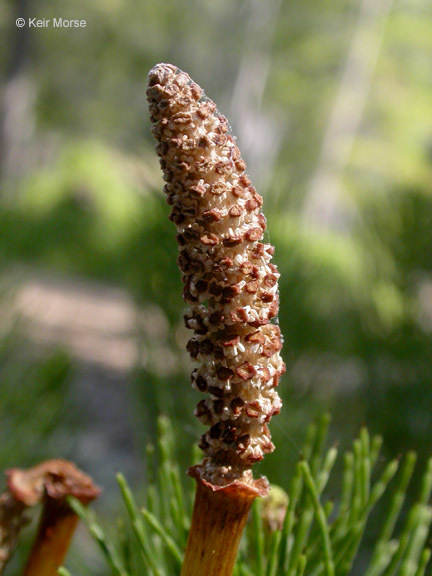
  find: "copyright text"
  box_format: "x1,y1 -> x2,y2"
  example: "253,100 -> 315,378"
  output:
16,18 -> 86,28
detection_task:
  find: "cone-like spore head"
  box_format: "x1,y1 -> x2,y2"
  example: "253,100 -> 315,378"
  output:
147,63 -> 285,486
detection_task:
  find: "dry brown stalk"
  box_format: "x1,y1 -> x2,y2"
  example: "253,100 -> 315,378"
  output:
147,63 -> 284,575
0,460 -> 100,576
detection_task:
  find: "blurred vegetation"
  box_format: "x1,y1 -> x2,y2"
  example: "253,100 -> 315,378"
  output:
0,334 -> 75,468
0,0 -> 431,573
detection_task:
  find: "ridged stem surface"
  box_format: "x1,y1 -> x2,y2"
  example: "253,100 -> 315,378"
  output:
180,478 -> 265,576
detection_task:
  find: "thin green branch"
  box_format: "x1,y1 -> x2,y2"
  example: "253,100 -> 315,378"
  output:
300,461 -> 335,576
141,508 -> 183,567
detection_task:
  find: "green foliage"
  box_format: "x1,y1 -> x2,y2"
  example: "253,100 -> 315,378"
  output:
68,416 -> 432,576
0,333 -> 75,469
68,416 -> 191,576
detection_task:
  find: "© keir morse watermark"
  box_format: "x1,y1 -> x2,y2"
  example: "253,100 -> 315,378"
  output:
16,17 -> 86,28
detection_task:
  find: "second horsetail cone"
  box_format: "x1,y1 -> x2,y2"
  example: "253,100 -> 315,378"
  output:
147,63 -> 285,488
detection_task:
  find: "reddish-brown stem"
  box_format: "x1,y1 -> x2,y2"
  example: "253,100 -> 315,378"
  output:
181,467 -> 268,576
22,497 -> 79,576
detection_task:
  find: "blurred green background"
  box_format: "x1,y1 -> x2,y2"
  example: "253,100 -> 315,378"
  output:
0,0 -> 431,572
